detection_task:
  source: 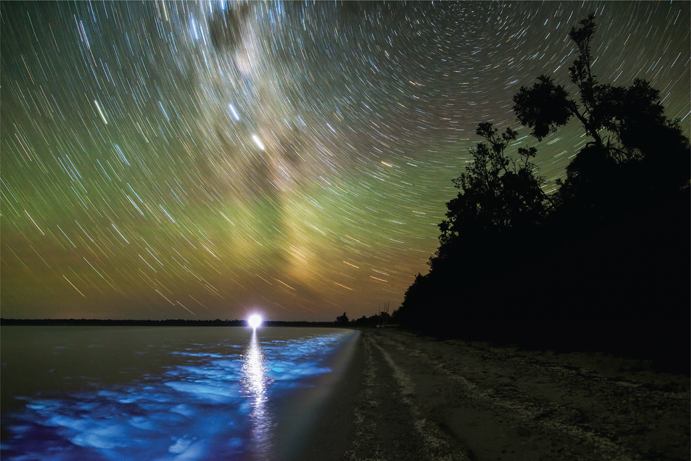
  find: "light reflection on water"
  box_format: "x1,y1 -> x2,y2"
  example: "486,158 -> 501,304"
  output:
0,327 -> 356,460
242,329 -> 272,459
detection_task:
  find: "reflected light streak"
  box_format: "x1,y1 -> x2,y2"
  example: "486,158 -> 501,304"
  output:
242,329 -> 272,459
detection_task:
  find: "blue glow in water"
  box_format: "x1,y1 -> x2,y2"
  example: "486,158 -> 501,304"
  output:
1,327 -> 357,460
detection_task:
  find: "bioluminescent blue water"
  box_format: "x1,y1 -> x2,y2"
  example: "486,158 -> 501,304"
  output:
1,326 -> 358,460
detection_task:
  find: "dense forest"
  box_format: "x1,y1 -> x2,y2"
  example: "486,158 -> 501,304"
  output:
392,15 -> 690,373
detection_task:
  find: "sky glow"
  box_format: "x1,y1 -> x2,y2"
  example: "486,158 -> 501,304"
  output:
1,1 -> 688,321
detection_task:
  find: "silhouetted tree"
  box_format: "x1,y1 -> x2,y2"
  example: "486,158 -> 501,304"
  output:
432,121 -> 550,271
396,14 -> 690,372
336,312 -> 349,324
514,14 -> 689,219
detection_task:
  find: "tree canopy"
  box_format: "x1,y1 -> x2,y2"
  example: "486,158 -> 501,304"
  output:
394,15 -> 690,372
513,14 -> 689,213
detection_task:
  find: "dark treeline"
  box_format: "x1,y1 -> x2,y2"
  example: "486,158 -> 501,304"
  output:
392,16 -> 690,373
0,318 -> 341,328
335,311 -> 391,327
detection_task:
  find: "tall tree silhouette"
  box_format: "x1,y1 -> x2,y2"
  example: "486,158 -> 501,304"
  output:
513,14 -> 689,220
395,15 -> 689,372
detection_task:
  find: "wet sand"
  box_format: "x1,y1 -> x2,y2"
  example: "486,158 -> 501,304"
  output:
311,327 -> 689,461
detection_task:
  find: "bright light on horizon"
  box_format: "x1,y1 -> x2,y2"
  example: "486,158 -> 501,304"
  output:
248,314 -> 263,329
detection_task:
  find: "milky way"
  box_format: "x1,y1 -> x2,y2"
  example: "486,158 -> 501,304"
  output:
2,1 -> 688,321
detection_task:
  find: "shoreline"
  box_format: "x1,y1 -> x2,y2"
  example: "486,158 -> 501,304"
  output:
320,326 -> 689,460
290,330 -> 365,461
2,324 -> 687,459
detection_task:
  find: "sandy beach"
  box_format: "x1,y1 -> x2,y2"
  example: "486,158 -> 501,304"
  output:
303,327 -> 689,461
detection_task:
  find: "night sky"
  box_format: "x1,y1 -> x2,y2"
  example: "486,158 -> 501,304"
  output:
2,1 -> 689,321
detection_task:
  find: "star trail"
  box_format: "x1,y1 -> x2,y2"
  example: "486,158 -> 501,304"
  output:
2,1 -> 689,321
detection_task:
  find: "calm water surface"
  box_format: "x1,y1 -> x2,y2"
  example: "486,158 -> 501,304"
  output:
1,326 -> 359,460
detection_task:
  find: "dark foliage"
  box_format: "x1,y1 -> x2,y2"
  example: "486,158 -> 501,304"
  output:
351,312 -> 390,327
394,15 -> 690,373
335,311 -> 391,327
513,76 -> 572,141
335,312 -> 350,325
438,123 -> 549,244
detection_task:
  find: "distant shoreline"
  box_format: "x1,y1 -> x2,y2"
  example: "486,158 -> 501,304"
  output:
0,318 -> 344,328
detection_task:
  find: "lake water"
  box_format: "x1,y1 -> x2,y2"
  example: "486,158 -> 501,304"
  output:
1,326 -> 359,460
